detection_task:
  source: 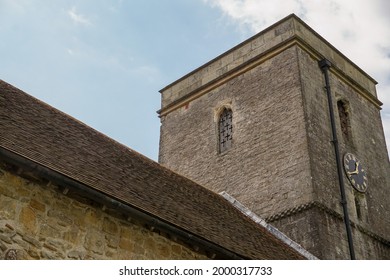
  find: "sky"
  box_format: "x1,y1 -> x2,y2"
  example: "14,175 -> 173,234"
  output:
1,0 -> 389,161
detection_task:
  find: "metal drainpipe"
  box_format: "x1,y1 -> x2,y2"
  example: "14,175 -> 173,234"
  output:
318,59 -> 356,260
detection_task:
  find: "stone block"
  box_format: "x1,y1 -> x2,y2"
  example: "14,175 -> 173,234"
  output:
120,224 -> 135,240
47,209 -> 73,226
105,235 -> 119,249
40,222 -> 62,239
156,241 -> 171,259
0,233 -> 12,245
67,250 -> 85,260
0,198 -> 17,220
143,237 -> 156,252
4,249 -> 19,260
118,237 -> 134,251
133,242 -> 145,256
27,248 -> 40,259
29,199 -> 46,212
11,235 -> 29,249
40,249 -> 56,260
171,244 -> 182,255
44,238 -> 65,252
0,240 -> 7,252
18,206 -> 37,234
63,226 -> 82,244
22,234 -> 41,248
105,248 -> 117,259
102,217 -> 118,235
84,208 -> 102,228
84,230 -> 104,255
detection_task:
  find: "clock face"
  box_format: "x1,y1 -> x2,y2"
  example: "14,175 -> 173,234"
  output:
343,153 -> 368,193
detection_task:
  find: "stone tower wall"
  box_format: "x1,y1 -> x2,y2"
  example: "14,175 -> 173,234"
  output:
159,46 -> 314,218
158,15 -> 390,259
271,206 -> 390,259
296,47 -> 390,242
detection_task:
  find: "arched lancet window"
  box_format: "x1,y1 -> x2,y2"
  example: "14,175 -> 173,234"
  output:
218,108 -> 233,153
337,99 -> 352,142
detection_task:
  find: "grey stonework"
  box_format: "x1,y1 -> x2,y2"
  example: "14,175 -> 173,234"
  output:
158,15 -> 390,259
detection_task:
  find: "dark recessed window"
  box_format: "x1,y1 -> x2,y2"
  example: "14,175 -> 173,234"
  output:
219,108 -> 233,153
337,100 -> 352,143
354,195 -> 362,220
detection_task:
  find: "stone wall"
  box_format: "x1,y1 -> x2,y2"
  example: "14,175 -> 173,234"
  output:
0,166 -> 207,260
160,46 -> 313,221
296,46 -> 390,242
271,205 -> 390,259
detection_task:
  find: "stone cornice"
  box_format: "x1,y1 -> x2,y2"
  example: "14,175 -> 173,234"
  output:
265,201 -> 390,247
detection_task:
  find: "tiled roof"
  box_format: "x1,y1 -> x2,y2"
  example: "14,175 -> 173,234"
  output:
0,80 -> 308,259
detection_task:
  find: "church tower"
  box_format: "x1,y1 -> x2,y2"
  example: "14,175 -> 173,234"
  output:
158,15 -> 390,259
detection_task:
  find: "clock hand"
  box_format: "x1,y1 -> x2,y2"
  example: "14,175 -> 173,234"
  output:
348,162 -> 359,175
355,162 -> 360,173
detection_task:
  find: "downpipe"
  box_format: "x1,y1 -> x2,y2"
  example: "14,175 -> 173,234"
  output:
319,59 -> 356,260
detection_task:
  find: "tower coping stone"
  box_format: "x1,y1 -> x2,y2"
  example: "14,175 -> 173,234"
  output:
159,14 -> 381,116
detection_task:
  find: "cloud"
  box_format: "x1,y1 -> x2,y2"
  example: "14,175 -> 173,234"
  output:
68,6 -> 92,26
203,0 -> 390,153
204,0 -> 304,30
